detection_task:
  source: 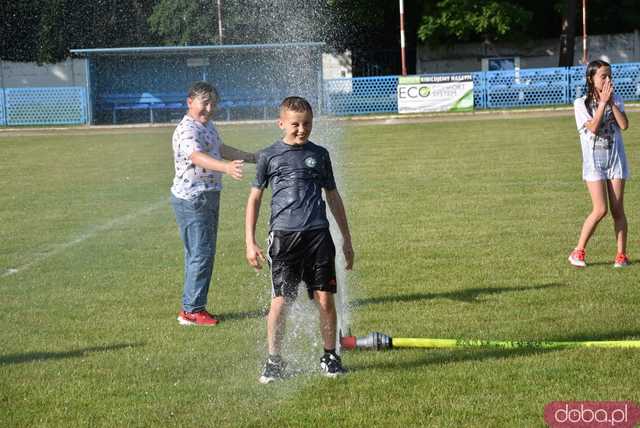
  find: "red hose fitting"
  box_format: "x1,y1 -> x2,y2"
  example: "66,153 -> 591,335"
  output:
340,335 -> 357,350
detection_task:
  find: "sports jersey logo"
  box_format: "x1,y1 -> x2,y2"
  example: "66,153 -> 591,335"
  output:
304,157 -> 317,168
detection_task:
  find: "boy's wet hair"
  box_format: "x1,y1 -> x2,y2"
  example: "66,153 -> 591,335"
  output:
280,96 -> 313,116
188,81 -> 218,101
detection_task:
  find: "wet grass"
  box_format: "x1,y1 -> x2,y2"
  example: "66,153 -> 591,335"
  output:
1,113 -> 640,427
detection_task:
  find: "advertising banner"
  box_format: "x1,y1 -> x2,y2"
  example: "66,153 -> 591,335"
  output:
397,74 -> 474,113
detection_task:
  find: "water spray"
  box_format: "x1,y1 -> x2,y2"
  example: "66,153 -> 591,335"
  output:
340,331 -> 640,351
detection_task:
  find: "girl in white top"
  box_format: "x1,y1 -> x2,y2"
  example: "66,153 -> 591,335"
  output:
569,60 -> 630,268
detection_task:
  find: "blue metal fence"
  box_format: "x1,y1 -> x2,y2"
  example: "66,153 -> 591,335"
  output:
2,87 -> 87,125
484,67 -> 569,109
568,66 -> 588,100
0,90 -> 5,126
323,62 -> 640,116
472,73 -> 486,109
324,76 -> 398,115
1,63 -> 639,125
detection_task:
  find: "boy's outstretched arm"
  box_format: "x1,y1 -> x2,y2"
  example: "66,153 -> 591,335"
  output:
191,151 -> 244,180
221,144 -> 257,163
245,187 -> 266,270
324,189 -> 354,270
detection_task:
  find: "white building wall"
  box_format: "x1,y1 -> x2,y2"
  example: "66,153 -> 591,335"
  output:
417,31 -> 640,74
322,51 -> 353,79
1,53 -> 346,87
586,32 -> 640,64
0,58 -> 88,88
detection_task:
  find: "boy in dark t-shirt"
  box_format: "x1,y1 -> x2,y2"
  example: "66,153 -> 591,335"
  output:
245,96 -> 354,384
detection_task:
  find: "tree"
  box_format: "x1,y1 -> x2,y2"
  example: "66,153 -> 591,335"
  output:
417,0 -> 533,45
557,0 -> 577,67
62,0 -> 160,51
1,0 -> 42,62
148,0 -> 333,46
587,0 -> 640,35
37,0 -> 67,63
1,0 -> 161,63
148,0 -> 217,45
2,0 -> 638,65
324,0 -> 425,75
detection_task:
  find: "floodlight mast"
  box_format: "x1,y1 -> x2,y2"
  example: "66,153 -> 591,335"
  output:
399,0 -> 407,76
217,0 -> 223,44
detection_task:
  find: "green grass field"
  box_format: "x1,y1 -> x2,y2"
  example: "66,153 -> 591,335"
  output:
1,112 -> 639,427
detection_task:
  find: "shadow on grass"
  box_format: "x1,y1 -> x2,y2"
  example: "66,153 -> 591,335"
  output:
551,330 -> 640,342
349,347 -> 556,372
349,282 -> 565,307
579,259 -> 639,267
0,342 -> 143,366
218,284 -> 566,323
221,307 -> 268,322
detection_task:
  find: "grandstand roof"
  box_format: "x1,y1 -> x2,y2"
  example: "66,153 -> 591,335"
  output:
70,42 -> 325,56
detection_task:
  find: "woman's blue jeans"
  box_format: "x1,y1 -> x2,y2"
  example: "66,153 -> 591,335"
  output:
171,191 -> 220,313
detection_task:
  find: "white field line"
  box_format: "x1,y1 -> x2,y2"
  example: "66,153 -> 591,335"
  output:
1,198 -> 168,278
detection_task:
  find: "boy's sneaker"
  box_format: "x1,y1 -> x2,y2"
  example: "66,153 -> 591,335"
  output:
568,248 -> 586,268
177,310 -> 220,326
259,356 -> 286,384
614,253 -> 630,268
320,352 -> 347,378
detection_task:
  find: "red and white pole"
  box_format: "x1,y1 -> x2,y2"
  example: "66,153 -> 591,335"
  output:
399,0 -> 407,76
582,0 -> 588,64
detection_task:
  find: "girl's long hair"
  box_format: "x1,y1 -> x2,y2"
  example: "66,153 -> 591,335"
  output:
584,59 -> 611,115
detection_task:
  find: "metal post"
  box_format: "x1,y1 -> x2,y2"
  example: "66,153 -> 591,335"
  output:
582,0 -> 588,64
317,47 -> 324,116
317,67 -> 323,116
217,0 -> 223,44
0,59 -> 6,126
84,57 -> 93,125
399,0 -> 407,76
70,58 -> 76,86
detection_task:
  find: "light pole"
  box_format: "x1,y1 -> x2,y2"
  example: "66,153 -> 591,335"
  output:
217,0 -> 223,44
399,0 -> 407,76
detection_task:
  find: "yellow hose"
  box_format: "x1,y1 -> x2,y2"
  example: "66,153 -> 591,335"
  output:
392,337 -> 640,349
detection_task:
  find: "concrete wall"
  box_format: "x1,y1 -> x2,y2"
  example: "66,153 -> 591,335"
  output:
587,32 -> 640,64
417,31 -> 640,74
0,58 -> 87,88
322,51 -> 352,79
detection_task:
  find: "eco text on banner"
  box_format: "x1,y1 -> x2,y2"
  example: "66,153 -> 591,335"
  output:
397,74 -> 474,114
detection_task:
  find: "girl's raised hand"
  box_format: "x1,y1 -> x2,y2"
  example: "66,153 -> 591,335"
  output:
607,80 -> 616,104
600,78 -> 613,105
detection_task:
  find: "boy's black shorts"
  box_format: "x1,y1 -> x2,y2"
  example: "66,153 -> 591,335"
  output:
267,228 -> 337,300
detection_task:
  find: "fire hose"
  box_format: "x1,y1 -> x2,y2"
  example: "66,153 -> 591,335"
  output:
340,332 -> 640,351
